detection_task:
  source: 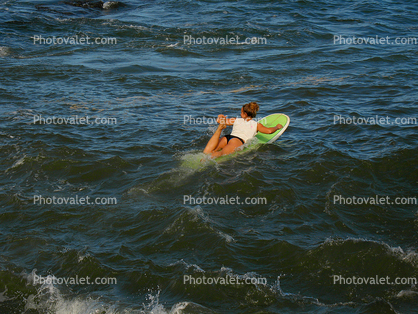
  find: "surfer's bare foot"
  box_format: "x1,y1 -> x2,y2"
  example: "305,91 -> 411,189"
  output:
217,114 -> 226,124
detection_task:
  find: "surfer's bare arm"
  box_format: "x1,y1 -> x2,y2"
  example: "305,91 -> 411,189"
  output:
217,114 -> 235,126
257,123 -> 283,134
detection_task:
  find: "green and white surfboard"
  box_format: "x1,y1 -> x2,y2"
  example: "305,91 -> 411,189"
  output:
255,113 -> 290,144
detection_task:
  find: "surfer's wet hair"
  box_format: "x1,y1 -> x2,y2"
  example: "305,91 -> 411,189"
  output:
242,102 -> 259,118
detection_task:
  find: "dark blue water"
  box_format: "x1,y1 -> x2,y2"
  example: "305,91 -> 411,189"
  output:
1,0 -> 418,313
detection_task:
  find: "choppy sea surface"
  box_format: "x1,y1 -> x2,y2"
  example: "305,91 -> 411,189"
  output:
1,0 -> 418,313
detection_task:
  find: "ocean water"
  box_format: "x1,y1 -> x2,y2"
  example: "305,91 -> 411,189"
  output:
1,0 -> 418,313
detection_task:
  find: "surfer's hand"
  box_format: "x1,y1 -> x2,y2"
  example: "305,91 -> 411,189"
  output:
276,124 -> 283,130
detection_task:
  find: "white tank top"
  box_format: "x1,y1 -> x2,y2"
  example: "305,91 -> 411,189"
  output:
230,118 -> 258,143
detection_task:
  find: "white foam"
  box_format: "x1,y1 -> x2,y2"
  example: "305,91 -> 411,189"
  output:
396,290 -> 418,298
23,270 -> 193,314
103,1 -> 118,10
177,150 -> 221,173
162,206 -> 208,234
24,270 -> 118,314
169,259 -> 205,273
6,155 -> 26,172
123,24 -> 150,31
322,237 -> 418,266
0,46 -> 11,57
217,231 -> 235,243
170,302 -> 189,313
0,286 -> 12,302
77,252 -> 91,263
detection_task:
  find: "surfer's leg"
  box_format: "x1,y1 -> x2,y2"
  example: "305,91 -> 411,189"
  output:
213,136 -> 228,152
210,138 -> 243,158
203,123 -> 226,154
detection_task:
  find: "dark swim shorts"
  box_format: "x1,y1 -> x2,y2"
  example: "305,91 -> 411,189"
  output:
225,134 -> 244,145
